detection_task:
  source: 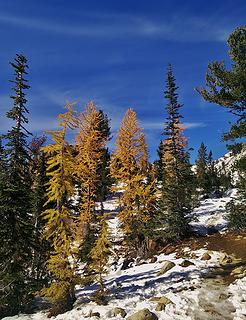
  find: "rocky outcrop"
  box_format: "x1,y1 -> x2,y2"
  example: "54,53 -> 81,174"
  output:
200,252 -> 211,260
155,296 -> 173,311
157,261 -> 175,276
127,308 -> 158,320
108,307 -> 127,318
180,260 -> 195,267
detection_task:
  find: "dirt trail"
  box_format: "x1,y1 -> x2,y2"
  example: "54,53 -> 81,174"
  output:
195,280 -> 236,320
172,232 -> 246,319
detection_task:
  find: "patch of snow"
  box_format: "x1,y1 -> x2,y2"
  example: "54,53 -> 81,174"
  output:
4,250 -> 228,320
190,194 -> 235,236
229,276 -> 246,319
4,175 -> 245,320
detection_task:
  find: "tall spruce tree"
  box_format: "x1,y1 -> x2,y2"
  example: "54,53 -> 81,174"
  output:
207,150 -> 221,197
29,136 -> 50,290
195,142 -> 210,198
197,26 -> 246,229
158,65 -> 193,240
0,54 -> 35,316
218,161 -> 232,194
195,144 -> 221,199
96,111 -> 112,214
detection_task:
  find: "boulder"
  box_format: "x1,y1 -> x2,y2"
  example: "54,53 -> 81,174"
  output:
109,307 -> 127,318
155,296 -> 173,311
219,253 -> 233,265
159,296 -> 172,304
136,258 -> 146,266
179,260 -> 195,267
230,266 -> 246,278
200,252 -> 211,261
149,297 -> 161,302
155,303 -> 166,312
91,313 -> 100,318
190,253 -> 198,259
157,261 -> 175,276
127,308 -> 158,320
85,311 -> 100,318
121,258 -> 134,270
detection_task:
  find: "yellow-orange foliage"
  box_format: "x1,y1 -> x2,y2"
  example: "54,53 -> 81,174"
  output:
41,104 -> 77,303
111,108 -> 156,239
111,108 -> 148,180
89,214 -> 112,292
75,101 -> 108,241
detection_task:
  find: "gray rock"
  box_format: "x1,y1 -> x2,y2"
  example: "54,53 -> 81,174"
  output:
179,260 -> 195,267
85,311 -> 100,318
155,296 -> 173,311
230,266 -> 246,278
121,258 -> 134,270
157,261 -> 175,276
127,308 -> 158,320
200,252 -> 211,261
219,253 -> 233,265
155,303 -> 166,312
109,307 -> 127,318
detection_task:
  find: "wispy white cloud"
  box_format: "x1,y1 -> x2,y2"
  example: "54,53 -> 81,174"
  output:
141,121 -> 206,130
0,115 -> 59,133
183,122 -> 207,129
0,12 -> 231,42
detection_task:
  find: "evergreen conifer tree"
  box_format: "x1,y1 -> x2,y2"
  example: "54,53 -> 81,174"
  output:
207,150 -> 221,197
218,161 -> 232,194
158,65 -> 193,240
29,136 -> 50,290
154,141 -> 164,181
0,54 -> 35,316
96,111 -> 112,213
195,142 -> 210,198
227,154 -> 246,229
197,26 -> 246,229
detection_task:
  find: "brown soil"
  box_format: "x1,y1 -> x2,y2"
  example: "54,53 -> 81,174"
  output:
168,231 -> 246,259
170,231 -> 246,284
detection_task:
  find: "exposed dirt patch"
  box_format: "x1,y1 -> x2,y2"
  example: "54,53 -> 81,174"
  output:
167,231 -> 246,260
167,231 -> 246,285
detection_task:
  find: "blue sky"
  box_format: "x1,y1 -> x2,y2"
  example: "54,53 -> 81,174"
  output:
0,0 -> 244,162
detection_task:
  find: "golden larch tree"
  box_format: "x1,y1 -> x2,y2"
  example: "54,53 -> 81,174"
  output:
89,214 -> 112,304
110,108 -> 156,255
75,101 -> 109,244
40,104 -> 78,315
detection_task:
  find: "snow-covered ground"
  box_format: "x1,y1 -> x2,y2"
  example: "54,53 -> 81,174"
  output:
4,189 -> 246,320
190,189 -> 237,236
4,247 -> 246,320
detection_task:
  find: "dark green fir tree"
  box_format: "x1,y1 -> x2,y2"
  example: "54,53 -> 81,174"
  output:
29,136 -> 50,291
197,26 -> 246,229
218,161 -> 232,194
207,150 -> 221,197
195,142 -> 210,198
96,110 -> 112,214
0,54 -> 35,316
158,65 -> 193,240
